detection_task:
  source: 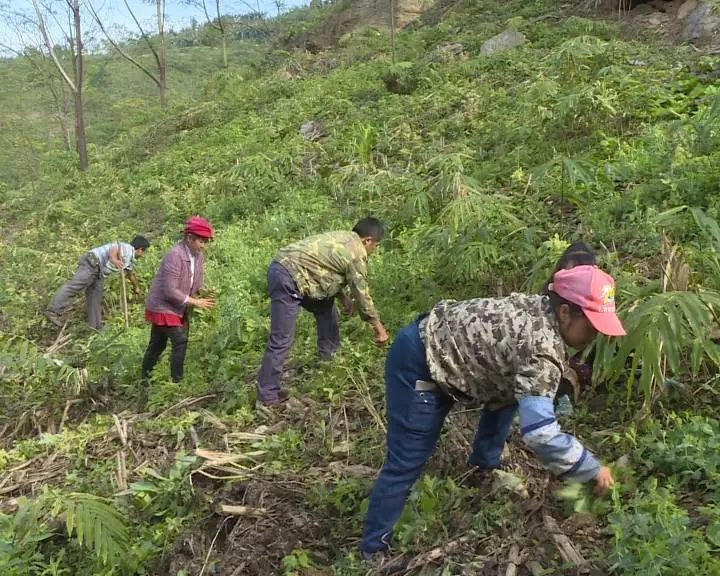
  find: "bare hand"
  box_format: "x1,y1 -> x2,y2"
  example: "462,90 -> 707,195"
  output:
594,466 -> 614,496
342,300 -> 354,316
191,297 -> 215,310
373,325 -> 389,346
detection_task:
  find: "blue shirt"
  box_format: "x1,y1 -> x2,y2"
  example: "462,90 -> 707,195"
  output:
91,242 -> 135,278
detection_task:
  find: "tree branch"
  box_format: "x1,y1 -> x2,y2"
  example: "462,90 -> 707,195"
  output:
121,0 -> 161,70
86,0 -> 160,86
30,0 -> 76,92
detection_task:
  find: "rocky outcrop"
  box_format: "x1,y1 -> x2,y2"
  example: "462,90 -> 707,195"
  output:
480,30 -> 527,55
313,0 -> 431,47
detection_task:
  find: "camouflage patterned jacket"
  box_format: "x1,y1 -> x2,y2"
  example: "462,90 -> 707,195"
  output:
419,294 -> 601,482
276,231 -> 379,321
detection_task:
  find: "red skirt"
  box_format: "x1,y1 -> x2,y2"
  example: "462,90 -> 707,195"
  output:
145,309 -> 184,327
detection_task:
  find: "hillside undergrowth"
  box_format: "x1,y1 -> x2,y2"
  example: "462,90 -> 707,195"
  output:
3,0 -> 720,574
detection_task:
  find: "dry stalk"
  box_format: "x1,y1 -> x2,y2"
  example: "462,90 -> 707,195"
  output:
225,431 -> 267,442
401,534 -> 491,572
59,399 -> 81,431
116,450 -> 128,491
543,515 -> 586,566
352,372 -> 386,433
505,543 -> 520,576
157,394 -> 216,418
218,504 -> 267,517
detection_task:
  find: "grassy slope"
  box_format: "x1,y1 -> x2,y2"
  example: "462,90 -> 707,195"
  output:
3,1 -> 720,574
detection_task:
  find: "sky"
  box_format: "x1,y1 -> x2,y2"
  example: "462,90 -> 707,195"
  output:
0,0 -> 309,53
94,0 -> 309,34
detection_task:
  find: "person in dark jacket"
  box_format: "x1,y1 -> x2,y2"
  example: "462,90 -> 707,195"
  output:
141,216 -> 215,383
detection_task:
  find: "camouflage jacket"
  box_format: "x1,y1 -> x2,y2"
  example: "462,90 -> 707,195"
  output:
420,293 -> 565,403
419,294 -> 601,482
276,231 -> 379,321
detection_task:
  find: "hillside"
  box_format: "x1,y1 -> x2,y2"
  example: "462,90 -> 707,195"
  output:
3,0 -> 720,574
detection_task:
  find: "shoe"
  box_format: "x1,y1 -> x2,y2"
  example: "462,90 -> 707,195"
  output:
461,465 -> 500,488
255,389 -> 290,412
44,310 -> 65,327
361,550 -> 412,574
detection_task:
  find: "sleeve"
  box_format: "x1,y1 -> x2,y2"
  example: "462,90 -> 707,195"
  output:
161,252 -> 188,308
346,257 -> 379,322
123,244 -> 135,271
518,395 -> 600,483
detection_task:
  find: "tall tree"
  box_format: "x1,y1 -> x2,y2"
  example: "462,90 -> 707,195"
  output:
30,0 -> 88,171
87,0 -> 168,109
0,39 -> 73,152
186,0 -> 229,68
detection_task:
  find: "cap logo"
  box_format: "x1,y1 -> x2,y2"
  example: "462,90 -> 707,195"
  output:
599,284 -> 615,312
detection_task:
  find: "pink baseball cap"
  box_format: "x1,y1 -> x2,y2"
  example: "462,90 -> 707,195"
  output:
548,265 -> 626,337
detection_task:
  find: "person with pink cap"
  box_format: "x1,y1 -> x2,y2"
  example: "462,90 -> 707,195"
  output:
361,260 -> 625,561
141,216 -> 216,385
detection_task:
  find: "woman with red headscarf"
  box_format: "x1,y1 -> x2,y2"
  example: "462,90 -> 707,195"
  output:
141,216 -> 215,383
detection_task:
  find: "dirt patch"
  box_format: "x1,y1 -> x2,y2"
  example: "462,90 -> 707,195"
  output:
160,478 -> 331,576
591,0 -> 720,44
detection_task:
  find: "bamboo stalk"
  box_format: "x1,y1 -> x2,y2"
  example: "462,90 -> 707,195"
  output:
117,241 -> 129,328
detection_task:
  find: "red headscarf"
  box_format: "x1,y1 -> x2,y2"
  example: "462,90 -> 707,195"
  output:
184,216 -> 213,239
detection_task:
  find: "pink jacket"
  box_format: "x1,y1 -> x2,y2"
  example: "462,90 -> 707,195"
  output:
145,242 -> 205,317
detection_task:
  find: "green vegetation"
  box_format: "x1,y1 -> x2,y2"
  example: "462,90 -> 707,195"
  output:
3,0 -> 720,573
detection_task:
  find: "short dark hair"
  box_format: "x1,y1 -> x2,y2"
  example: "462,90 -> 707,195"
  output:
353,217 -> 385,242
552,242 -> 596,273
131,235 -> 150,250
542,241 -> 596,295
546,242 -> 596,317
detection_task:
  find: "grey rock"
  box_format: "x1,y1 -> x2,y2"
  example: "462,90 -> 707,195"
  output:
678,0 -> 698,21
426,42 -> 465,64
299,119 -> 326,142
681,1 -> 720,41
435,42 -> 465,58
480,30 -> 526,55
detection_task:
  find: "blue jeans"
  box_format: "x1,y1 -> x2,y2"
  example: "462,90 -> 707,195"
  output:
360,320 -> 517,554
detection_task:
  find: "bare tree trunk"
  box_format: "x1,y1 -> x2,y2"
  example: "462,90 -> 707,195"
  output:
71,0 -> 88,170
217,0 -> 228,68
115,0 -> 167,109
198,0 -> 228,69
31,0 -> 88,171
156,0 -> 167,110
390,0 -> 396,65
54,86 -> 73,151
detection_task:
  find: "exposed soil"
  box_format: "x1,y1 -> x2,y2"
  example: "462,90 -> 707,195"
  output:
159,478 -> 332,576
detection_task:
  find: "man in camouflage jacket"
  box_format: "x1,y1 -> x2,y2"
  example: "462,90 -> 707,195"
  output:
361,265 -> 625,558
256,217 -> 389,406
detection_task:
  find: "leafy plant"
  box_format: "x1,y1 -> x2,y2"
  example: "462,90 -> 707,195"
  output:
608,479 -> 719,575
281,548 -> 314,575
594,289 -> 720,412
1,489 -> 130,573
632,414 -> 720,492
